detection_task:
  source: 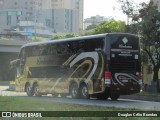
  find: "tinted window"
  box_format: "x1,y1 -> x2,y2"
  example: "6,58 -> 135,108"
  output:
25,42 -> 72,57
85,38 -> 104,52
110,34 -> 139,49
67,38 -> 104,53
28,66 -> 66,78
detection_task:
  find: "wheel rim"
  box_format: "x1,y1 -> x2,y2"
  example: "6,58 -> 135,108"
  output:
72,87 -> 77,97
35,86 -> 39,95
81,86 -> 88,97
26,85 -> 31,94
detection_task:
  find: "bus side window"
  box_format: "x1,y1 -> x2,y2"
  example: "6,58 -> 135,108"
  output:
56,42 -> 72,55
85,38 -> 104,52
67,42 -> 75,53
67,40 -> 85,54
49,44 -> 57,55
56,43 -> 63,54
39,46 -> 45,55
77,40 -> 85,53
32,47 -> 39,56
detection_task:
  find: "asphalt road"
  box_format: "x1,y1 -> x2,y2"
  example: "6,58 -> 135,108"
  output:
0,86 -> 160,111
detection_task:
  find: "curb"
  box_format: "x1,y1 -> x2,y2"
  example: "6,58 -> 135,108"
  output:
120,95 -> 160,102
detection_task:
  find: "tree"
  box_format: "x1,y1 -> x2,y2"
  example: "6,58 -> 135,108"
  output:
139,2 -> 160,92
94,19 -> 125,34
80,29 -> 95,36
85,24 -> 97,30
65,33 -> 79,38
118,0 -> 160,92
125,23 -> 140,34
31,37 -> 45,42
52,34 -> 65,40
117,0 -> 135,24
52,33 -> 79,40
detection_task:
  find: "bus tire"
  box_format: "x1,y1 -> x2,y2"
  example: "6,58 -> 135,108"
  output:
33,84 -> 42,97
80,83 -> 89,99
70,83 -> 79,99
97,92 -> 109,100
110,93 -> 119,100
26,84 -> 34,96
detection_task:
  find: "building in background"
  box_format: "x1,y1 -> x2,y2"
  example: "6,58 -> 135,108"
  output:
0,0 -> 83,37
83,15 -> 107,30
51,0 -> 83,33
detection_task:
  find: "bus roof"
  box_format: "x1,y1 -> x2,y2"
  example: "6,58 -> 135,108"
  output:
21,33 -> 136,49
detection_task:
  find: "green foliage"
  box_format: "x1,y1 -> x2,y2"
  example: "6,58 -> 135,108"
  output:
138,3 -> 160,88
52,33 -> 79,40
81,19 -> 125,35
118,1 -> 160,46
94,19 -> 125,34
31,37 -> 45,42
52,34 -> 65,40
80,29 -> 96,36
0,97 -> 159,120
0,96 -> 137,111
65,33 -> 79,38
125,23 -> 139,34
117,0 -> 135,16
85,24 -> 97,30
141,48 -> 149,64
136,2 -> 160,46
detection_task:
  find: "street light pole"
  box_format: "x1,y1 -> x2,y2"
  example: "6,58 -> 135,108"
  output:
34,0 -> 38,41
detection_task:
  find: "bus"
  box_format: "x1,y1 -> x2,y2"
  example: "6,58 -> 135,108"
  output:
14,33 -> 142,100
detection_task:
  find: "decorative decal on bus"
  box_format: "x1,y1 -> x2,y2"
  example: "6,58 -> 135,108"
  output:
122,37 -> 128,44
114,73 -> 139,86
69,52 -> 99,83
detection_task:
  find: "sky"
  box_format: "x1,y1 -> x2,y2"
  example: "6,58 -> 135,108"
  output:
84,0 -> 150,22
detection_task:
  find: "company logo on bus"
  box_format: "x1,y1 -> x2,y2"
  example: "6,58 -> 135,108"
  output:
118,37 -> 132,49
122,37 -> 128,45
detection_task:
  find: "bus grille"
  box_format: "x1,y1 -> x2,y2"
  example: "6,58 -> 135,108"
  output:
111,60 -> 136,72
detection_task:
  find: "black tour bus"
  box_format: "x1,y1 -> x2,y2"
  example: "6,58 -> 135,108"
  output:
14,33 -> 142,100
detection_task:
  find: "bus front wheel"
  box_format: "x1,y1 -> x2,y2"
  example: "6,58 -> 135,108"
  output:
26,84 -> 34,96
33,84 -> 42,97
70,83 -> 79,99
